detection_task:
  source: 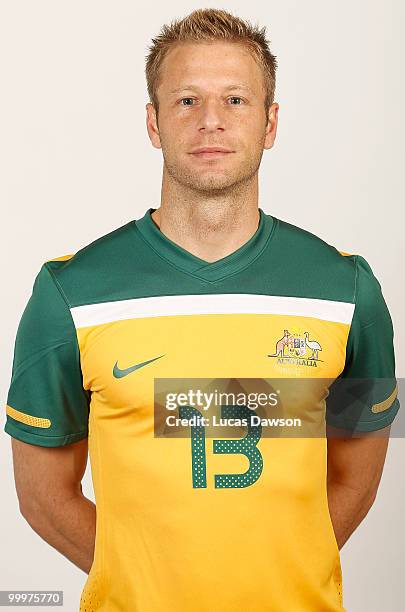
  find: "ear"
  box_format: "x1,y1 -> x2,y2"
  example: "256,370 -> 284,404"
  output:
264,103 -> 279,150
146,102 -> 162,149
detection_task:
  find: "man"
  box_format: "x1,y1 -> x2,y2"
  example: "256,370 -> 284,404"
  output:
4,8 -> 399,612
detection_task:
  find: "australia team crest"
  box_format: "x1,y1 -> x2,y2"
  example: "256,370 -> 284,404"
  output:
268,328 -> 323,367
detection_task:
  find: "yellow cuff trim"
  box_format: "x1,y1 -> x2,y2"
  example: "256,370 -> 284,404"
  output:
6,405 -> 51,428
371,383 -> 398,414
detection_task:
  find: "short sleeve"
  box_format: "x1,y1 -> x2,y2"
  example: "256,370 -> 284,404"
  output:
4,263 -> 90,447
326,255 -> 400,432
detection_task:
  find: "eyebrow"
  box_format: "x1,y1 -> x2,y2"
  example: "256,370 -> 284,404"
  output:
168,84 -> 255,95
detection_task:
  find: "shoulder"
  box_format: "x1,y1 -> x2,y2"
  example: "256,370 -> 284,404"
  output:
273,215 -> 356,264
45,219 -> 136,272
269,215 -> 361,301
267,215 -> 389,315
40,220 -> 137,307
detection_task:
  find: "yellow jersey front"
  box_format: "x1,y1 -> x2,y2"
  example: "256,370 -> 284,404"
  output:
5,208 -> 400,611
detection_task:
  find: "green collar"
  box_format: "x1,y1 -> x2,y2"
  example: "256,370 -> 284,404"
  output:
135,207 -> 274,283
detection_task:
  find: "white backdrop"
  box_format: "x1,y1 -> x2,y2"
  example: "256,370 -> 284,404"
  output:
0,1 -> 403,611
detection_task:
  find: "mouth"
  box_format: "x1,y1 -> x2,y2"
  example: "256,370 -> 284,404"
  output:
189,147 -> 234,159
191,149 -> 234,159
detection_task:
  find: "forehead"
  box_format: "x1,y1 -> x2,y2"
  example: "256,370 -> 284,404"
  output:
157,41 -> 264,94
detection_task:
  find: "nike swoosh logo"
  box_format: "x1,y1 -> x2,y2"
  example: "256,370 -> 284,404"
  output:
113,354 -> 165,378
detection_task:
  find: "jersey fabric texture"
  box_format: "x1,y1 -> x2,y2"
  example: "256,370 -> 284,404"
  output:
4,207 -> 400,612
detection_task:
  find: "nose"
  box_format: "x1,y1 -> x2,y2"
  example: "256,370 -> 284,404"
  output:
198,98 -> 225,133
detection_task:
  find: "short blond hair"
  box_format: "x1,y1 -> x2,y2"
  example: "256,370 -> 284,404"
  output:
145,8 -> 277,113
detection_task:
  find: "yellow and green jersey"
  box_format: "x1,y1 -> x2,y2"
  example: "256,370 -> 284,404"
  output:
4,208 -> 399,611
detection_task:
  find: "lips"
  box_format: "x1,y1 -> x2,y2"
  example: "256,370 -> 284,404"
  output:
189,147 -> 234,159
190,146 -> 233,154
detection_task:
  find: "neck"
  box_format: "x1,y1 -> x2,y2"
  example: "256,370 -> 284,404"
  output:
151,167 -> 261,263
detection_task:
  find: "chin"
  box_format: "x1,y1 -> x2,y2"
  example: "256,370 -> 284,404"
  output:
185,176 -> 240,192
183,167 -> 245,190
165,158 -> 250,192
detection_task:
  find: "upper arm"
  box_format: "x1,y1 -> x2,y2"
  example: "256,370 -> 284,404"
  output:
327,428 -> 390,501
11,437 -> 89,518
326,255 -> 400,433
4,262 -> 91,519
4,262 -> 90,447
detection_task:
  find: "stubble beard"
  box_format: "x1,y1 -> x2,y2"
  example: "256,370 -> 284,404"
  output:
161,145 -> 265,197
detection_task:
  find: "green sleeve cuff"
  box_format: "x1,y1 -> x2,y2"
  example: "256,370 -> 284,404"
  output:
4,418 -> 88,447
326,398 -> 400,433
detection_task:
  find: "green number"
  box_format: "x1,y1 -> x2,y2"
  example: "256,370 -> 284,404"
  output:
180,405 -> 263,488
179,406 -> 207,488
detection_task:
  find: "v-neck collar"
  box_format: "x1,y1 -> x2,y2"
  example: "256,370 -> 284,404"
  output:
134,207 -> 274,283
